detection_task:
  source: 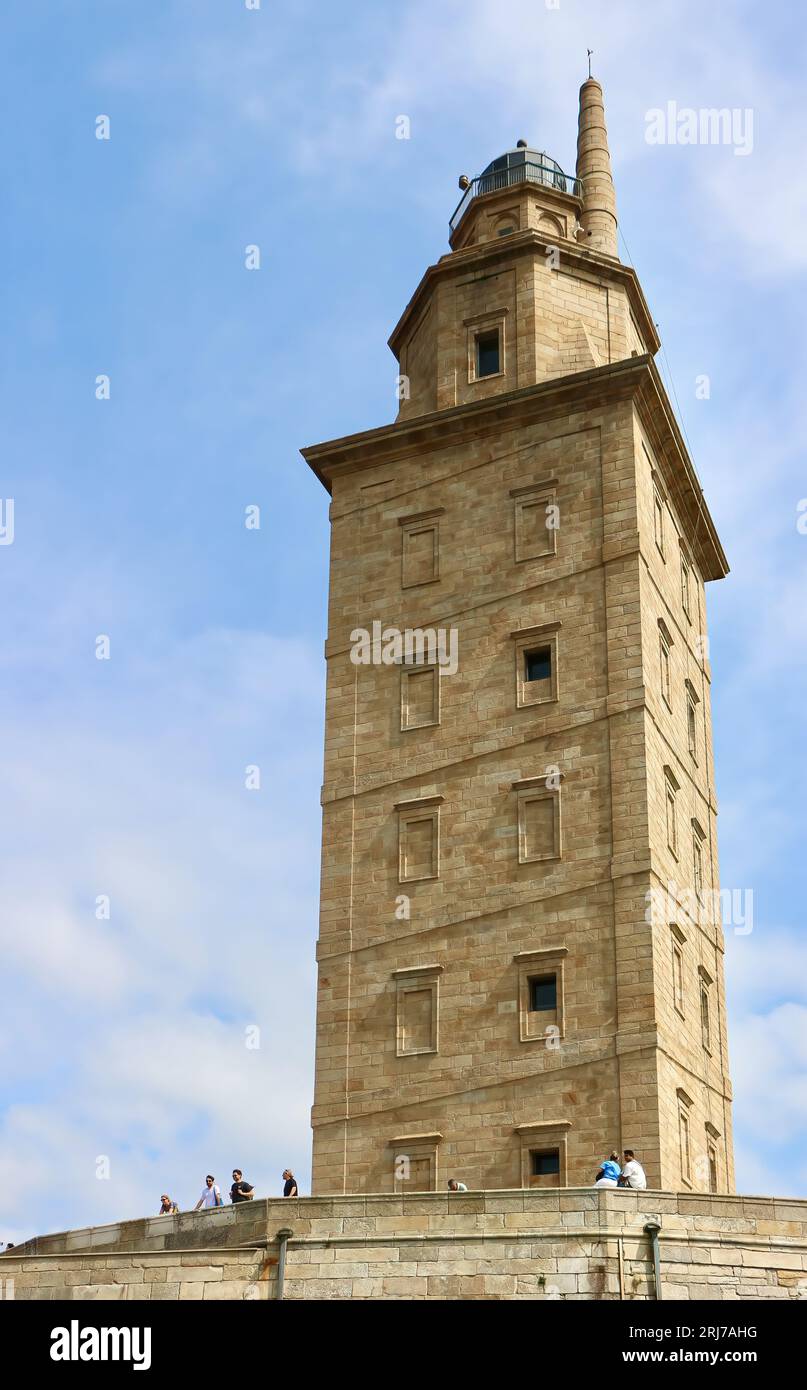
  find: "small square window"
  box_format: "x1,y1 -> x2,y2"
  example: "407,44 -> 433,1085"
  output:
525,646 -> 552,683
475,329 -> 500,378
513,624 -> 560,707
532,1150 -> 560,1176
466,313 -> 506,384
515,947 -> 566,1043
529,974 -> 557,1012
530,1149 -> 560,1186
517,1123 -> 569,1187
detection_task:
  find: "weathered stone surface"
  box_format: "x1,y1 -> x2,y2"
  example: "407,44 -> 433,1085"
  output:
6,1190 -> 807,1300
304,84 -> 733,1208
0,85 -> 793,1308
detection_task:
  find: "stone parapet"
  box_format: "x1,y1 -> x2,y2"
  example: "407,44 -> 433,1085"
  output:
5,1190 -> 806,1301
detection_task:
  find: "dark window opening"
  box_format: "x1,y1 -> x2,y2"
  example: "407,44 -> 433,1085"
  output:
497,225 -> 514,237
525,646 -> 552,683
529,974 -> 557,1012
531,1149 -> 560,1176
475,330 -> 500,378
700,987 -> 711,1050
687,700 -> 697,756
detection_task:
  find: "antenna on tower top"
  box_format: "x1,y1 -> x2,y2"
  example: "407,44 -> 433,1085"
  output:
587,48 -> 593,78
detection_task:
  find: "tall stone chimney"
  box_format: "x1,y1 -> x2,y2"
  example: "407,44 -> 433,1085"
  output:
576,77 -> 618,258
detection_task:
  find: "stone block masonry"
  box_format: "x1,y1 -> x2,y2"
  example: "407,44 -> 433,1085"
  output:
6,1191 -> 806,1301
302,75 -> 732,1203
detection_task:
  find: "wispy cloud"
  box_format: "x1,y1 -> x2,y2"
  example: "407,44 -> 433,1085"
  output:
1,0 -> 805,1242
0,627 -> 321,1240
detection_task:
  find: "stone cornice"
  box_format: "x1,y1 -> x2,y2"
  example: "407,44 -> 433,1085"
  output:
301,356 -> 728,581
510,620 -> 562,641
513,947 -> 569,964
392,963 -> 444,979
512,773 -> 566,791
393,793 -> 444,811
448,181 -> 583,251
303,357 -> 644,490
514,1120 -> 573,1135
317,686 -> 717,816
386,227 -> 660,360
388,1131 -> 443,1146
633,366 -> 729,581
15,1190 -> 807,1263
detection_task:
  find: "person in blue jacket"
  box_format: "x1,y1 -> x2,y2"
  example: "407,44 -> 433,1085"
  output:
594,1151 -> 621,1187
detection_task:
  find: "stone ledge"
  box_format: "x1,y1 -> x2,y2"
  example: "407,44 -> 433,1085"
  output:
9,1188 -> 807,1260
6,1190 -> 807,1301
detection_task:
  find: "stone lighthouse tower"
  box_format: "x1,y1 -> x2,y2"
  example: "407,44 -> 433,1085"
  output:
303,77 -> 734,1197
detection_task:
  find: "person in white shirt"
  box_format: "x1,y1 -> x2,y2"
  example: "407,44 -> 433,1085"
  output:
447,1178 -> 468,1192
619,1150 -> 647,1190
194,1174 -> 222,1209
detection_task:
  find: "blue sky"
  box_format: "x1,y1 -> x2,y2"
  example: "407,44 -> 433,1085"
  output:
1,0 -> 806,1241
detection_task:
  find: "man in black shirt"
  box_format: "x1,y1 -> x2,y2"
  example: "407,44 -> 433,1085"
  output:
282,1169 -> 298,1197
230,1169 -> 254,1203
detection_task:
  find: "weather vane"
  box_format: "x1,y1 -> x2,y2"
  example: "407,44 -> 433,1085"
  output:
587,48 -> 593,78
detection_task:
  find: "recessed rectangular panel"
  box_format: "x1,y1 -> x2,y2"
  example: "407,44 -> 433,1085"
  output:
403,667 -> 438,728
521,794 -> 556,862
402,815 -> 435,879
401,988 -> 433,1054
402,524 -> 437,586
515,495 -> 555,561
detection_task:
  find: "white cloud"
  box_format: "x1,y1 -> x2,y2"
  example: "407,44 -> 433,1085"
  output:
731,1004 -> 807,1148
3,0 -> 806,1241
0,625 -> 321,1239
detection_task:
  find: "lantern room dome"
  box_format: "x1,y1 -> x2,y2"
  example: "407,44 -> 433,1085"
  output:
450,143 -> 581,235
478,146 -> 567,191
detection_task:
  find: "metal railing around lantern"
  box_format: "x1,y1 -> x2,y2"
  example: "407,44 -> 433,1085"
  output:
449,160 -> 583,235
